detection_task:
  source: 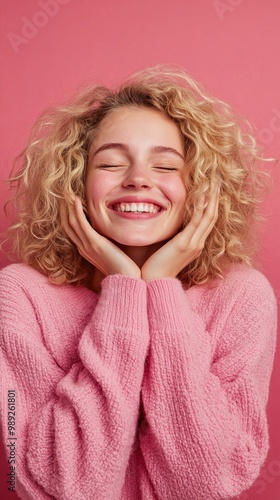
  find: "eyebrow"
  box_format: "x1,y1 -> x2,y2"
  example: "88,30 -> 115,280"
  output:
91,143 -> 185,161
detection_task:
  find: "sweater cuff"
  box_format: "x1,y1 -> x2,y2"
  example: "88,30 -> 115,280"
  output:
94,274 -> 148,331
146,278 -> 190,330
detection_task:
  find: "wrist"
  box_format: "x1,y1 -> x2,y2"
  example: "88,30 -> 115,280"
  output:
114,266 -> 141,279
141,269 -> 176,281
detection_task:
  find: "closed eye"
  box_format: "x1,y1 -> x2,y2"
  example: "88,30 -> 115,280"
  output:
97,164 -> 124,168
155,167 -> 178,171
97,164 -> 178,171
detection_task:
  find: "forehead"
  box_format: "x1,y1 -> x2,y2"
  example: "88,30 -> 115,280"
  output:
90,106 -> 184,148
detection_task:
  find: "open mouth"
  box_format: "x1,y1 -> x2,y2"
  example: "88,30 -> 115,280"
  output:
112,202 -> 162,213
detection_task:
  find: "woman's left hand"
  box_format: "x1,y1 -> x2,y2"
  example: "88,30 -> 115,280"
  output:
141,182 -> 220,280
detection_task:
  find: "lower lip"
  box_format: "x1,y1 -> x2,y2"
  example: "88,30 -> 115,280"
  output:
109,208 -> 163,219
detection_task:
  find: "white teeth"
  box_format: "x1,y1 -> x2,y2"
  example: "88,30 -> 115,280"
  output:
114,203 -> 160,213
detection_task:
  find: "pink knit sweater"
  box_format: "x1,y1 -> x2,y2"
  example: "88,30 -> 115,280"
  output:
0,263 -> 277,500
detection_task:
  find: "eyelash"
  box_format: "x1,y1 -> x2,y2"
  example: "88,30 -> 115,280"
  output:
98,164 -> 123,168
155,167 -> 177,171
97,164 -> 177,171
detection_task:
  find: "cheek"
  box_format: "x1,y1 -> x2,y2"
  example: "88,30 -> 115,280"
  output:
162,178 -> 187,206
85,172 -> 109,206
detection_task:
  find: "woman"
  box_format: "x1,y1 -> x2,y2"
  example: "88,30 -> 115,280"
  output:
0,66 -> 277,500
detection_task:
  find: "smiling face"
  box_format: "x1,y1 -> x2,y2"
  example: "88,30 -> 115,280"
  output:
85,106 -> 187,253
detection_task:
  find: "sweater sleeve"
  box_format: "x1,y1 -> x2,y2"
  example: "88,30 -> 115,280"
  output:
138,269 -> 277,500
0,269 -> 149,500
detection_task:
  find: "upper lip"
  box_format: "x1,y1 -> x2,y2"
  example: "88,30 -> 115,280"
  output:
108,196 -> 165,209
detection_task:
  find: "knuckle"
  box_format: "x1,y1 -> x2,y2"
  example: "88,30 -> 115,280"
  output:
190,240 -> 204,253
192,220 -> 201,229
68,213 -> 76,226
84,242 -> 93,254
188,242 -> 196,252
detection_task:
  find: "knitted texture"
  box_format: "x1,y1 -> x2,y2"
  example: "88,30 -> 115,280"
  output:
0,263 -> 277,500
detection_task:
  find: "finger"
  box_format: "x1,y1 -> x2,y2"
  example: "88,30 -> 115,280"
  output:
205,180 -> 220,214
62,202 -> 103,267
69,198 -> 114,269
186,193 -> 206,232
180,183 -> 220,245
60,201 -> 85,249
67,197 -> 96,247
73,197 -> 99,240
191,182 -> 220,244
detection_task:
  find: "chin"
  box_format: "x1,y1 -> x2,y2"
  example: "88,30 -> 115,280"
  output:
95,225 -> 177,247
113,237 -> 161,247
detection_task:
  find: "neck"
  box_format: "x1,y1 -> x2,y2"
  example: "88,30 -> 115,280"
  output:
118,242 -> 163,267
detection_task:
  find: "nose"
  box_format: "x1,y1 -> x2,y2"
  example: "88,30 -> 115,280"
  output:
122,163 -> 152,189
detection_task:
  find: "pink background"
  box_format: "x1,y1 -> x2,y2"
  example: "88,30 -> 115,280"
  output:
0,1 -> 279,498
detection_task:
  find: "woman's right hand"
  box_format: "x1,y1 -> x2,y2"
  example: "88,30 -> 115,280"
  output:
60,196 -> 141,279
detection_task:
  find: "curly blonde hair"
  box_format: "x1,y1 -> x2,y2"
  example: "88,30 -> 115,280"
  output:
5,65 -> 271,287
